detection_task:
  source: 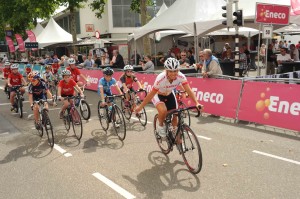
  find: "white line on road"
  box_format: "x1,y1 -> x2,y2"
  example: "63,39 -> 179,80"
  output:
0,101 -> 30,106
53,144 -> 72,157
197,135 -> 212,140
92,172 -> 136,199
131,117 -> 152,124
253,150 -> 300,165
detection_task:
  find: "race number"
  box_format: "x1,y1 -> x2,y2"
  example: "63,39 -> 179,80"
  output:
263,26 -> 273,39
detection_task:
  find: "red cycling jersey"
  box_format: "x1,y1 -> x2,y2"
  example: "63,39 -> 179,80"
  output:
59,79 -> 77,96
8,73 -> 23,86
3,68 -> 11,78
66,67 -> 81,82
52,63 -> 60,74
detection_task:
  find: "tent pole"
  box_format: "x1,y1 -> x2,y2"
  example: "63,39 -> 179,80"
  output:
257,23 -> 262,76
153,34 -> 157,67
194,22 -> 199,63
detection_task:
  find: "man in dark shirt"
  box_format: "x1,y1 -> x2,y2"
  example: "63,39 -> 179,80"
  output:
94,55 -> 102,68
266,44 -> 276,75
111,50 -> 125,69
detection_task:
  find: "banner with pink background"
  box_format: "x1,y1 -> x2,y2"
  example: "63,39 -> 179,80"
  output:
25,30 -> 38,51
15,34 -> 25,52
5,36 -> 15,53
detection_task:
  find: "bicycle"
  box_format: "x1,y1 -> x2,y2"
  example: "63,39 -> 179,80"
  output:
33,99 -> 55,147
97,94 -> 126,141
153,106 -> 203,174
61,96 -> 83,140
174,90 -> 191,126
74,84 -> 91,120
120,89 -> 148,126
10,85 -> 24,118
47,79 -> 59,101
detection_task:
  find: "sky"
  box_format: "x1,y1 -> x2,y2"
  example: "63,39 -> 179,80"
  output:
37,5 -> 68,23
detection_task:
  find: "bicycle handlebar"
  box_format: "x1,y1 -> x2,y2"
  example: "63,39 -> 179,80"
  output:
167,105 -> 202,118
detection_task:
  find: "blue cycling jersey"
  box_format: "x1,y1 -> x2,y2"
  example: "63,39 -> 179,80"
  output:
97,77 -> 117,96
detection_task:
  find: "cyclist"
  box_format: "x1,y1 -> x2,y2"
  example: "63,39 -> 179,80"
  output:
66,58 -> 89,87
98,67 -> 122,108
2,61 -> 11,93
135,57 -> 201,138
28,71 -> 53,129
7,64 -> 27,111
25,64 -> 32,80
119,65 -> 143,107
57,70 -> 84,119
51,60 -> 60,79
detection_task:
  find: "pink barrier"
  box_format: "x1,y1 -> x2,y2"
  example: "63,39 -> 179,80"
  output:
69,69 -> 300,132
238,81 -> 300,132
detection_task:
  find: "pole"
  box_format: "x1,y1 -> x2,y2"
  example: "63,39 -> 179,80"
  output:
234,1 -> 239,76
194,22 -> 199,63
257,23 -> 262,76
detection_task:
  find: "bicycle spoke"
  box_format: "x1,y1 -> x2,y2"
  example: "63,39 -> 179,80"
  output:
71,108 -> 83,140
180,124 -> 202,174
112,105 -> 126,141
43,110 -> 54,147
98,101 -> 109,131
153,114 -> 171,154
80,100 -> 91,120
121,98 -> 132,120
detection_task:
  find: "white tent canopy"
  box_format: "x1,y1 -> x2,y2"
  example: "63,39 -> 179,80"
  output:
133,0 -> 291,40
24,23 -> 44,43
36,17 -> 80,48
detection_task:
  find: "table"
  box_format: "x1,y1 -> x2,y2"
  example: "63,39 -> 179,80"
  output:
219,60 -> 235,76
280,61 -> 300,73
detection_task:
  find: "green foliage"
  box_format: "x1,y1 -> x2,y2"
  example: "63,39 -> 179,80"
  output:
89,0 -> 107,18
130,0 -> 153,14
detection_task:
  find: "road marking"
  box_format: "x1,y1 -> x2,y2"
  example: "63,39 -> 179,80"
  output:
53,144 -> 72,157
0,101 -> 30,106
0,132 -> 9,136
131,117 -> 152,124
92,172 -> 136,199
253,150 -> 300,165
12,112 -> 27,115
197,135 -> 212,140
0,86 -> 4,90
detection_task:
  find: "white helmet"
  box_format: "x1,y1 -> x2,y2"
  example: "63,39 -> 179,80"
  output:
4,61 -> 10,66
124,65 -> 133,71
61,70 -> 71,76
164,57 -> 179,70
11,64 -> 19,69
68,58 -> 76,64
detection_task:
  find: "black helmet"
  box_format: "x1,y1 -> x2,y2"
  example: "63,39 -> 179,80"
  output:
103,67 -> 114,76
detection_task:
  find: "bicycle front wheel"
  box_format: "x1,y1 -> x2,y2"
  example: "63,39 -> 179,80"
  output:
18,98 -> 23,118
43,110 -> 54,147
180,124 -> 202,174
97,101 -> 109,131
153,114 -> 171,154
80,100 -> 91,120
179,102 -> 191,126
120,98 -> 132,120
137,100 -> 147,126
112,105 -> 126,141
71,108 -> 83,140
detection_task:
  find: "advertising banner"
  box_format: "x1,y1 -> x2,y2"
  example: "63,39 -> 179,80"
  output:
15,34 -> 25,52
238,81 -> 300,132
25,30 -> 38,51
5,36 -> 15,53
255,3 -> 290,25
290,0 -> 300,15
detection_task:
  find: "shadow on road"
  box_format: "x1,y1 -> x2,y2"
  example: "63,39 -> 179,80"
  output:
123,151 -> 201,198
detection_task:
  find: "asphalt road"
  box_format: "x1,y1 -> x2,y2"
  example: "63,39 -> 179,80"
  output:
0,79 -> 299,199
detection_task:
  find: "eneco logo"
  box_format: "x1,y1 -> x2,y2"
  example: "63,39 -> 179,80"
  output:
258,7 -> 287,22
255,87 -> 300,119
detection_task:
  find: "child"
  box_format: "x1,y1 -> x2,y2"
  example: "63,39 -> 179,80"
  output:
2,61 -> 11,93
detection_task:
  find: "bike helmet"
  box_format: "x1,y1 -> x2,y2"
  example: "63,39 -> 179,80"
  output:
68,58 -> 76,65
28,71 -> 40,80
10,64 -> 19,69
45,65 -> 51,69
26,64 -> 31,67
123,65 -> 133,71
4,61 -> 10,66
164,57 -> 179,70
103,67 -> 114,76
61,69 -> 71,76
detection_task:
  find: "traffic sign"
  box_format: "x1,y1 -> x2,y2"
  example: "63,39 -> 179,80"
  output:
25,42 -> 38,48
262,26 -> 273,39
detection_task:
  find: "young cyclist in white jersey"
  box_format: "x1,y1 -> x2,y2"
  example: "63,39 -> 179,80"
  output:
135,57 -> 202,138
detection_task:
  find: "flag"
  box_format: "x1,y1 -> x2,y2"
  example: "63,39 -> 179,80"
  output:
15,34 -> 25,52
25,30 -> 37,51
5,36 -> 15,53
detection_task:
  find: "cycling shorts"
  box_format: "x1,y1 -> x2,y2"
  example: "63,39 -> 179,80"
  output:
152,91 -> 178,111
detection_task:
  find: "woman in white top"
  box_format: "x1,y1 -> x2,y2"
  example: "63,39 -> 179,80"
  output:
135,58 -> 201,138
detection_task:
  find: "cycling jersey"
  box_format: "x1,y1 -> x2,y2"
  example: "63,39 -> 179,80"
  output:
119,74 -> 138,89
152,71 -> 188,95
58,79 -> 77,96
98,77 -> 117,96
3,68 -> 11,79
25,67 -> 32,75
28,80 -> 48,101
8,73 -> 23,86
44,71 -> 53,81
66,66 -> 81,82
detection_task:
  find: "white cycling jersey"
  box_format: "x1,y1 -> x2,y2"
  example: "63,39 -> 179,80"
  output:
152,71 -> 188,95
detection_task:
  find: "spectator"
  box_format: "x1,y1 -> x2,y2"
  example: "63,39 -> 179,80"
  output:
187,50 -> 195,65
94,55 -> 102,68
290,44 -> 299,61
179,51 -> 190,68
77,51 -> 84,64
266,44 -> 276,75
81,55 -> 94,68
274,40 -> 279,51
140,55 -> 154,72
202,49 -> 222,78
239,47 -> 247,77
259,43 -> 266,67
296,41 -> 300,49
277,47 -> 291,73
110,50 -> 125,69
43,55 -> 53,65
130,51 -> 141,65
194,51 -> 205,73
2,54 -> 8,63
159,49 -> 173,65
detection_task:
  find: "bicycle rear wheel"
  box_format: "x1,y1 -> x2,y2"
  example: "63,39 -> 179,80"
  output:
97,101 -> 109,131
179,102 -> 191,126
153,114 -> 171,154
71,108 -> 83,140
180,124 -> 202,174
120,98 -> 132,120
18,98 -> 23,118
112,105 -> 126,141
136,100 -> 147,126
43,110 -> 54,147
80,100 -> 91,120
63,112 -> 71,131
